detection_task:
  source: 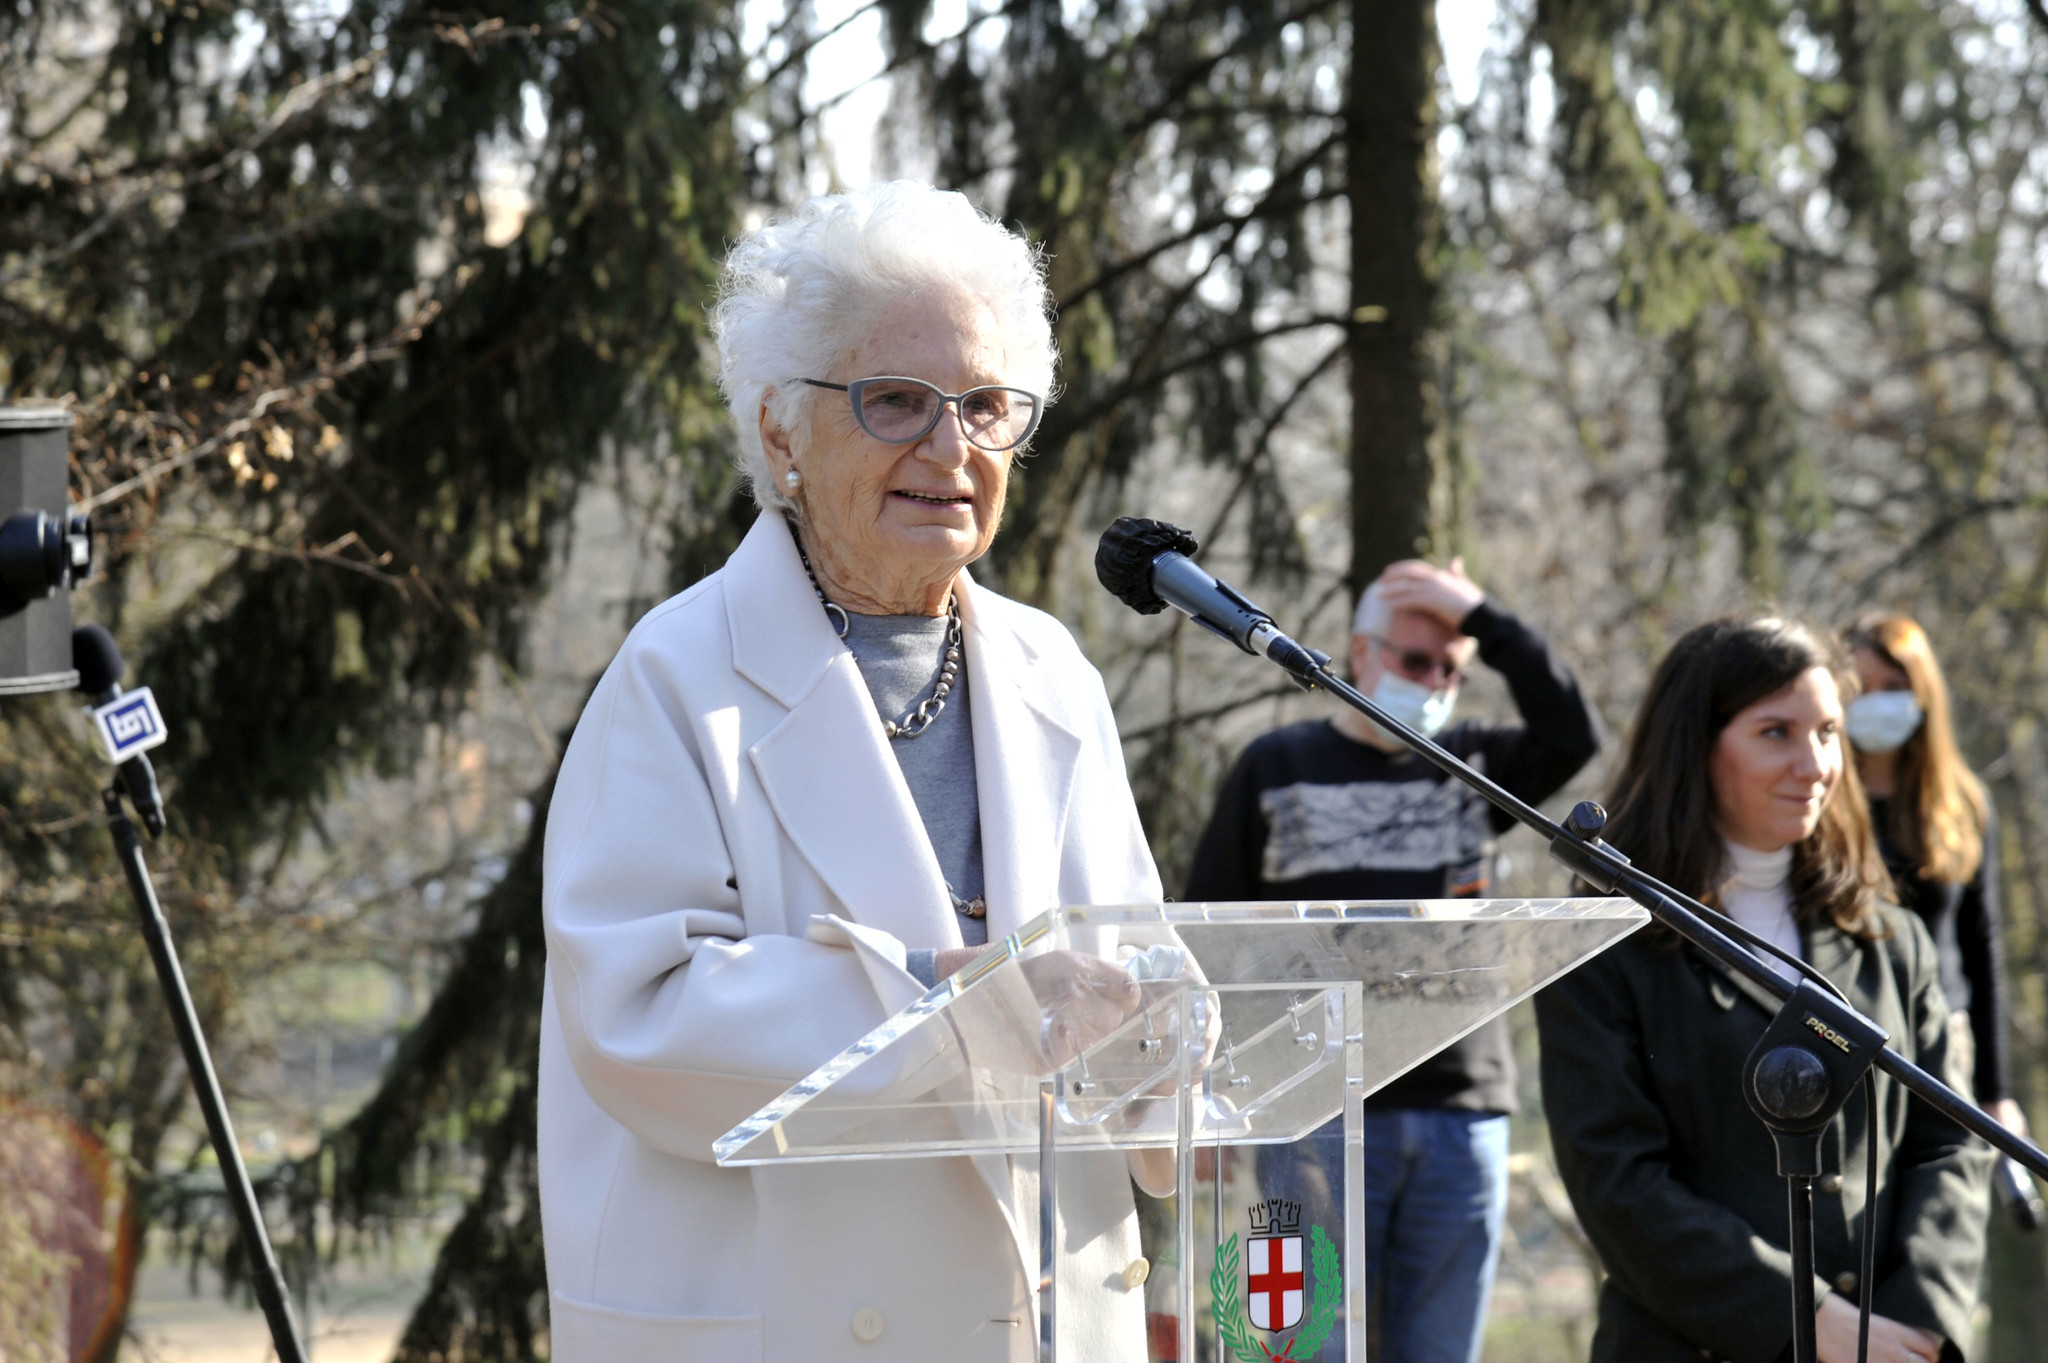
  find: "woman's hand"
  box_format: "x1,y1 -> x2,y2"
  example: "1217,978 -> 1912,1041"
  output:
931,943 -> 1147,1066
1023,950 -> 1143,1066
1816,1295 -> 1943,1363
931,946 -> 985,981
1988,1096 -> 2030,1138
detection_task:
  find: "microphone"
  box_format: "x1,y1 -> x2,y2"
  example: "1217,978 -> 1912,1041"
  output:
1095,518 -> 1327,681
73,625 -> 167,837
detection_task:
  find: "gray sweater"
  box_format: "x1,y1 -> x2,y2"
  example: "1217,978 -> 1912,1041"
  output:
840,610 -> 985,986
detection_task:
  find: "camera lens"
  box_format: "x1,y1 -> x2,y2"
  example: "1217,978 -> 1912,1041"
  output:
0,509 -> 69,605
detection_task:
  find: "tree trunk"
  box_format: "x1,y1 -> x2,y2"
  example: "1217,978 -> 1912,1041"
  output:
1346,0 -> 1442,599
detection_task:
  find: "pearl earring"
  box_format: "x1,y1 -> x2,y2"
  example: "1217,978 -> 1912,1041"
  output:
783,468 -> 801,492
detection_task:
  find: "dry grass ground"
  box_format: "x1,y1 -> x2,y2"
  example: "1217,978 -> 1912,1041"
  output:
119,1240 -> 431,1363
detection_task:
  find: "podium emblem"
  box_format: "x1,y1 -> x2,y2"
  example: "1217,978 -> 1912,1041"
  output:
1212,1198 -> 1341,1361
1246,1200 -> 1304,1330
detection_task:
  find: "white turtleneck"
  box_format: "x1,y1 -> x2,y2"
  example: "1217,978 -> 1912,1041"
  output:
1720,839 -> 1801,983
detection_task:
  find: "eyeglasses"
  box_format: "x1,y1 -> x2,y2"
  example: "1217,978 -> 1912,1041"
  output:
801,376 -> 1044,453
1369,636 -> 1467,687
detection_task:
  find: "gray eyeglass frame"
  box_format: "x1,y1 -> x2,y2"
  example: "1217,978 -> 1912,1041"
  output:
799,375 -> 1044,452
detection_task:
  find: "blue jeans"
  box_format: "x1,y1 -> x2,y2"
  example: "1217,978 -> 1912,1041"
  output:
1253,1110 -> 1510,1363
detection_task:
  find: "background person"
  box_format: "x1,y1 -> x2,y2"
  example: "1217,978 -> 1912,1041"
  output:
1537,616 -> 1991,1363
1844,612 -> 2025,1141
538,182 -> 1161,1362
1183,557 -> 1600,1363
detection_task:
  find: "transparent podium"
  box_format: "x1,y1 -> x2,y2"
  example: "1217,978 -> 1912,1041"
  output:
717,899 -> 1644,1362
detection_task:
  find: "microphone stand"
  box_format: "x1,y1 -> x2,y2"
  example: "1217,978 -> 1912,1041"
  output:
1244,640 -> 2048,1363
102,783 -> 309,1363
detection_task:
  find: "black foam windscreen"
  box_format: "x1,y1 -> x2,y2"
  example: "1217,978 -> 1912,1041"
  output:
72,623 -> 124,696
1095,518 -> 1202,615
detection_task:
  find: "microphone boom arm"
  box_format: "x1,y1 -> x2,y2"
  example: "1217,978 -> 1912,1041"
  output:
1226,597 -> 2048,1183
1091,514 -> 2044,1174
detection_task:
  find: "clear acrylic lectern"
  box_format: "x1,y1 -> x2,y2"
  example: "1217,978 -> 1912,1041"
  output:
716,899 -> 1644,1362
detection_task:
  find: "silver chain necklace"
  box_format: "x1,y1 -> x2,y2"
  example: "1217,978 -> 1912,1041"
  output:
788,523 -> 984,919
791,524 -> 963,742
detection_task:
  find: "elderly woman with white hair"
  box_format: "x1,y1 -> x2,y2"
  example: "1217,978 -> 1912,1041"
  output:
538,182 -> 1163,1362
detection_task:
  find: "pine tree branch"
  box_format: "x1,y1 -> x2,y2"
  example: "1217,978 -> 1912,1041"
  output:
75,307 -> 438,514
757,0 -> 1028,114
1059,314 -> 1350,434
1112,0 -> 1347,147
16,57 -> 119,151
1118,684 -> 1301,744
1057,128 -> 1346,311
0,54 -> 382,293
1933,283 -> 2048,431
1845,497 -> 2033,600
165,526 -> 412,590
0,181 -> 156,290
750,1 -> 883,89
1195,340 -> 1348,551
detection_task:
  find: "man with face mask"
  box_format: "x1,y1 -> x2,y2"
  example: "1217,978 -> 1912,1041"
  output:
1182,558 -> 1599,1363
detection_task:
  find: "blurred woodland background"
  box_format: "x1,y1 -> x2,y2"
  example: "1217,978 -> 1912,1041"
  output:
4,0 -> 2048,1358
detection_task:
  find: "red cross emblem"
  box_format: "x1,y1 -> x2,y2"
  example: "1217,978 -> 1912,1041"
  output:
1246,1233 -> 1304,1331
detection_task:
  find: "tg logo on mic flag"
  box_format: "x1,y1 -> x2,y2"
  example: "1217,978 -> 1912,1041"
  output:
91,687 -> 167,763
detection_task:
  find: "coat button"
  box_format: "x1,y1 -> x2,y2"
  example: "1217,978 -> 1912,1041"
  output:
1834,1271 -> 1858,1296
1122,1257 -> 1151,1290
1819,1173 -> 1844,1194
851,1307 -> 885,1343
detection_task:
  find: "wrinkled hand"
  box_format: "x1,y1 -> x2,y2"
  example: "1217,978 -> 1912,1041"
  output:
1374,557 -> 1484,632
1816,1295 -> 1942,1363
1123,955 -> 1222,1198
1024,950 -> 1144,1068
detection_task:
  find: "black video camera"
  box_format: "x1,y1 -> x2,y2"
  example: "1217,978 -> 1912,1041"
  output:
1,408 -> 94,693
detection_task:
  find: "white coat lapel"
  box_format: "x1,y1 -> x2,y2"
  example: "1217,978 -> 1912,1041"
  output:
726,520 -> 1047,1286
953,574 -> 1088,1286
958,574 -> 1083,943
727,515 -> 959,949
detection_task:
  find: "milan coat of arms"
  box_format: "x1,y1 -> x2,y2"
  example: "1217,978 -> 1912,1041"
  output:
1211,1198 -> 1342,1362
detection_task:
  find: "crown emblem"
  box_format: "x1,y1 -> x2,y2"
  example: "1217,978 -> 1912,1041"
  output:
1248,1198 -> 1301,1236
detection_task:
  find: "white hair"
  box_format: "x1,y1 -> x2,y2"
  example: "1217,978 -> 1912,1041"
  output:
1352,581 -> 1392,638
710,181 -> 1058,512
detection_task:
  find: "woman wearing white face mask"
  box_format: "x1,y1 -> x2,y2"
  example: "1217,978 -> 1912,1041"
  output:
1844,613 -> 2025,1144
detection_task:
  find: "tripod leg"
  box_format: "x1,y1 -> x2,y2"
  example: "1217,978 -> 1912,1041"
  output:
106,790 -> 308,1363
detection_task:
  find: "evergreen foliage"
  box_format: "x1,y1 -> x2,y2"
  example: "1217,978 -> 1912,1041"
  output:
8,0 -> 2048,1357
1526,0 -> 2034,587
880,0 -> 1354,599
2,0 -> 744,1354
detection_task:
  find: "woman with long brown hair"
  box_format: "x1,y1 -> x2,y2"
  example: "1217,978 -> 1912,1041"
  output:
1537,616 -> 1990,1363
1844,613 -> 2024,1141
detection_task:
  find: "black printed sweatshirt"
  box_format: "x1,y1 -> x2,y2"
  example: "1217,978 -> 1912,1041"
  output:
1181,599 -> 1600,1113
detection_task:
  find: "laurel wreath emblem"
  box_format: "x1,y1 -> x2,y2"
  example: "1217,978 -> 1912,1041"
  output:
1209,1225 -> 1342,1363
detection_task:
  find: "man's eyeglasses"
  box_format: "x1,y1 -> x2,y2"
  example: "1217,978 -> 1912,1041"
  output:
1370,636 -> 1467,687
801,376 -> 1044,453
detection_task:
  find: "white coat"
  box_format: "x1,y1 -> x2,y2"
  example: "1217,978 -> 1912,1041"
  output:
539,512 -> 1165,1362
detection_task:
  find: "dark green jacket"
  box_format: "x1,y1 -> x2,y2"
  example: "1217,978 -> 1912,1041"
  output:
1536,905 -> 1992,1363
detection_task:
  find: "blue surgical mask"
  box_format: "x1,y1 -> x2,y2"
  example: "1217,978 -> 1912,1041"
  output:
1370,672 -> 1457,739
1845,691 -> 1922,754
